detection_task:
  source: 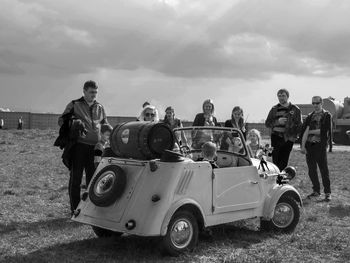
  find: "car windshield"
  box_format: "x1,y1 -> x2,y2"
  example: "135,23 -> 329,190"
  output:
174,126 -> 247,156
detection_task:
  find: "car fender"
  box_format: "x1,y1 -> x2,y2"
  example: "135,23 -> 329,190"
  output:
160,198 -> 206,236
262,184 -> 303,220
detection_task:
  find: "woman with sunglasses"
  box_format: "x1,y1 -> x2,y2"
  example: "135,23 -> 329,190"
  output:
138,105 -> 159,122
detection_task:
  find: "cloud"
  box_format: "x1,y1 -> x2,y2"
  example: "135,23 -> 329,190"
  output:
1,0 -> 350,80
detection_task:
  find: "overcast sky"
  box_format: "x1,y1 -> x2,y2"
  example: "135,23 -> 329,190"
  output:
1,0 -> 350,122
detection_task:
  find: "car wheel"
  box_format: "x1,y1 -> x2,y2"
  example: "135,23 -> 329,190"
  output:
92,226 -> 123,238
89,165 -> 126,207
261,196 -> 300,233
161,210 -> 199,256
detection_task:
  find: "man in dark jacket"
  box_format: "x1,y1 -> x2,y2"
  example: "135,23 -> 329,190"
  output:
58,80 -> 109,215
265,89 -> 302,171
300,96 -> 332,201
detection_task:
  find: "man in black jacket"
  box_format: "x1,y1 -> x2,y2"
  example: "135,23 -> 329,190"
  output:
300,96 -> 332,201
58,80 -> 109,215
265,89 -> 302,171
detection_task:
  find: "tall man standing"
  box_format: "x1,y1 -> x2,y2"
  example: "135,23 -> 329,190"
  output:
300,96 -> 332,201
58,80 -> 109,215
265,89 -> 302,171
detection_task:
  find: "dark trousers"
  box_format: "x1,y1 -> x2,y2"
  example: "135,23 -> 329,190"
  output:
69,143 -> 95,213
305,142 -> 331,194
271,134 -> 294,171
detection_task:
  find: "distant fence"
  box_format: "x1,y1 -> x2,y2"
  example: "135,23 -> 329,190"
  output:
0,112 -> 269,136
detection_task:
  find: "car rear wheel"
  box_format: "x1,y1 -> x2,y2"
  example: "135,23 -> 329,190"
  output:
92,226 -> 123,238
261,196 -> 300,233
89,165 -> 127,207
161,210 -> 198,256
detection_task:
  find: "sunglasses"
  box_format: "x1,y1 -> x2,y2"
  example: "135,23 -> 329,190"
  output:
312,102 -> 321,105
145,113 -> 155,117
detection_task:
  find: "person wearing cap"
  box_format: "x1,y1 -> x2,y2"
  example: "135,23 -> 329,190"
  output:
58,80 -> 109,215
163,106 -> 188,147
265,89 -> 302,171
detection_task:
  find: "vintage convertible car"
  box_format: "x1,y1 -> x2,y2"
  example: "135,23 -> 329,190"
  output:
72,122 -> 302,256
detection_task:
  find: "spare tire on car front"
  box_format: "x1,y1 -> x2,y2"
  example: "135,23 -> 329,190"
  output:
89,165 -> 127,207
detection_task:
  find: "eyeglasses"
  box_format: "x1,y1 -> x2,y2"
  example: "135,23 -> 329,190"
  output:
312,102 -> 321,105
145,113 -> 155,117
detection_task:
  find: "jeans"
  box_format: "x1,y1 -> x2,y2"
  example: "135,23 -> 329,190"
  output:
305,142 -> 331,194
69,143 -> 95,213
271,134 -> 294,171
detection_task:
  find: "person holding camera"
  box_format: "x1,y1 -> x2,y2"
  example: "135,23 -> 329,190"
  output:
58,80 -> 109,215
265,89 -> 302,171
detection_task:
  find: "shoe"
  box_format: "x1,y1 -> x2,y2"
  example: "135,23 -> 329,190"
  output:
325,193 -> 331,202
307,192 -> 320,199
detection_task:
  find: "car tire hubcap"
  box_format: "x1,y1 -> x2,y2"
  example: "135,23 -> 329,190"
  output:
94,172 -> 115,196
272,202 -> 294,228
170,218 -> 193,249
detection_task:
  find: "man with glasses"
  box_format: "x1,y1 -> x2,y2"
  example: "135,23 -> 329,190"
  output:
58,80 -> 109,215
300,96 -> 332,201
265,89 -> 302,171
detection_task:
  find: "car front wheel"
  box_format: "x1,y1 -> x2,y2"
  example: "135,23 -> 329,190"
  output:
161,210 -> 199,256
261,196 -> 300,233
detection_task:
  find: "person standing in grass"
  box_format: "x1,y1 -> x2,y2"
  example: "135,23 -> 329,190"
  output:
224,106 -> 247,139
17,116 -> 23,130
265,89 -> 302,171
192,99 -> 220,127
0,118 -> 3,129
300,96 -> 332,202
162,106 -> 188,147
58,80 -> 109,215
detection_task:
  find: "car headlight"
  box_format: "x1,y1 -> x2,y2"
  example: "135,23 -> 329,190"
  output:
283,166 -> 296,180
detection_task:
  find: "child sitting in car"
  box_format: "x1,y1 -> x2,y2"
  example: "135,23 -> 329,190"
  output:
94,124 -> 113,168
226,136 -> 244,154
200,142 -> 219,169
246,129 -> 263,158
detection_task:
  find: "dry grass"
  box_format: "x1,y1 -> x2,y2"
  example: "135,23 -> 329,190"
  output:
0,129 -> 349,263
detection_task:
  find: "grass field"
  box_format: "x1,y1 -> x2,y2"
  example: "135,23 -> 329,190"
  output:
1,129 -> 350,263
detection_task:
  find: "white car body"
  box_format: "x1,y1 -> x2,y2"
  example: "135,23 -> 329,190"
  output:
72,125 -> 302,255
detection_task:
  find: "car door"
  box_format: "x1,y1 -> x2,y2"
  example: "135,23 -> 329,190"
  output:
212,166 -> 263,214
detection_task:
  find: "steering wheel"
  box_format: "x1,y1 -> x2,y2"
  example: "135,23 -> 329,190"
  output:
180,145 -> 191,157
